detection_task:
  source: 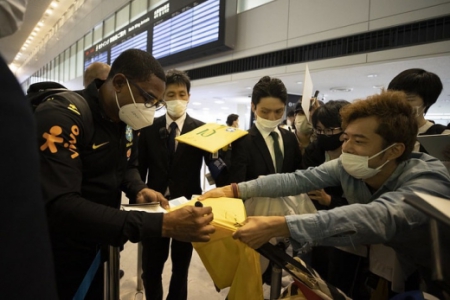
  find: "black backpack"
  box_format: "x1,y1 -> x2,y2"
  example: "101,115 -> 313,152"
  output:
27,81 -> 94,147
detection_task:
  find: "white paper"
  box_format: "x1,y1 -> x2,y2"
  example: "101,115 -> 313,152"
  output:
412,191 -> 450,219
121,196 -> 192,213
301,64 -> 313,121
168,196 -> 190,208
121,202 -> 167,213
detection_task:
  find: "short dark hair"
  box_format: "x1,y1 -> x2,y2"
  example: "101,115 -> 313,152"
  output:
108,49 -> 165,83
165,69 -> 191,93
286,110 -> 295,118
251,76 -> 287,107
388,68 -> 443,114
294,99 -> 324,115
340,90 -> 417,162
226,114 -> 239,126
294,102 -> 304,115
311,100 -> 350,128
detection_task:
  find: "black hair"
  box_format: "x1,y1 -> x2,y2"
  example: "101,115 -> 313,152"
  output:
108,49 -> 165,83
286,110 -> 295,118
341,91 -> 417,162
226,114 -> 239,126
388,68 -> 443,114
165,69 -> 191,93
251,76 -> 287,107
311,100 -> 350,128
294,99 -> 324,115
294,102 -> 304,115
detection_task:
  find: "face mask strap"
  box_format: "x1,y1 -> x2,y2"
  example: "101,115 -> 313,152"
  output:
115,93 -> 121,110
125,79 -> 138,107
369,143 -> 397,160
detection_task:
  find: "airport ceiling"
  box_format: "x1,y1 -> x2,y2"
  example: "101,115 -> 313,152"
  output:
0,0 -> 449,117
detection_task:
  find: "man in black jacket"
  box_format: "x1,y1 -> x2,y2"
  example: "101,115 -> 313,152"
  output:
0,1 -> 58,298
138,69 -> 216,300
36,50 -> 215,299
229,76 -> 302,183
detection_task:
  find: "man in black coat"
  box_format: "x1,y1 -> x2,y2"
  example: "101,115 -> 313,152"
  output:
229,76 -> 302,183
138,69 -> 218,300
0,1 -> 58,298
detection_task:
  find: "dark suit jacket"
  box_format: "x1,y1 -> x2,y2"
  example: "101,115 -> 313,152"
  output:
0,56 -> 58,299
138,114 -> 210,199
229,125 -> 302,183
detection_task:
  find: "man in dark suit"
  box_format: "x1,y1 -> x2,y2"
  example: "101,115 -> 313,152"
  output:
138,69 -> 215,300
229,76 -> 302,183
1,1 -> 57,298
227,76 -> 302,288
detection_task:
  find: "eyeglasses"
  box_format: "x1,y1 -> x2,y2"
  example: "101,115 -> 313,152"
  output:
314,127 -> 342,137
128,79 -> 165,110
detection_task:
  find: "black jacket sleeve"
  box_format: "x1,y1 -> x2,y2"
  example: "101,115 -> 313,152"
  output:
121,130 -> 148,203
228,135 -> 249,183
302,140 -> 325,169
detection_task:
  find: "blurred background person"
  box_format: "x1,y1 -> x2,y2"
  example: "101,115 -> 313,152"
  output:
226,113 -> 239,128
218,113 -> 240,177
280,109 -> 295,132
388,68 -> 450,152
83,61 -> 111,87
293,102 -> 314,155
1,0 -> 58,298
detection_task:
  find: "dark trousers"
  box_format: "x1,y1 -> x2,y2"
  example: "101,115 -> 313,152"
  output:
142,237 -> 193,300
52,243 -> 104,300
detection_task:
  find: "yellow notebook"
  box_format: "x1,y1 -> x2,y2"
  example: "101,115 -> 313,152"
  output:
175,123 -> 248,153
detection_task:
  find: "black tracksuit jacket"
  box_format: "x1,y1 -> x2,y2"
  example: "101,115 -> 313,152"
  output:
35,81 -> 162,298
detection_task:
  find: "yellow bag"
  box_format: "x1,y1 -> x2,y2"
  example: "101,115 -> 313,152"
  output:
186,198 -> 263,300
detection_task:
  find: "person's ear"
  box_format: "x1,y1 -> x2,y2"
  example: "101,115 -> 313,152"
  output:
387,143 -> 405,161
112,74 -> 127,93
251,103 -> 256,113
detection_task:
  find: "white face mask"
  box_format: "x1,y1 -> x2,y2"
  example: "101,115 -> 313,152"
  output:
294,115 -> 313,135
256,114 -> 282,131
166,100 -> 188,118
340,143 -> 397,179
0,0 -> 27,38
115,80 -> 156,130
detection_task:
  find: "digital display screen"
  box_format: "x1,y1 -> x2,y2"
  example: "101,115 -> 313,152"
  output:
84,51 -> 108,70
84,0 -> 234,70
152,0 -> 220,59
110,31 -> 148,64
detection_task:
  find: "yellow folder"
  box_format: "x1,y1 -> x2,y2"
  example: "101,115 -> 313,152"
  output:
173,197 -> 263,300
175,123 -> 248,153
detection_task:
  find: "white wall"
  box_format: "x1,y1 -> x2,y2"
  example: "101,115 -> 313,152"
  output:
18,0 -> 450,89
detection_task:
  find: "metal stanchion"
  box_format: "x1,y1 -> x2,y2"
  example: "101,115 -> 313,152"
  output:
137,242 -> 144,291
104,259 -> 109,300
104,246 -> 120,300
270,264 -> 282,300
